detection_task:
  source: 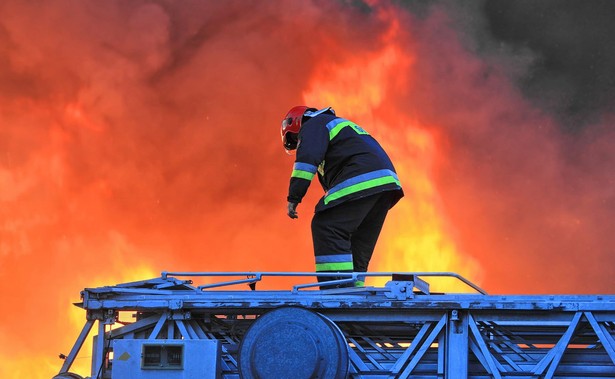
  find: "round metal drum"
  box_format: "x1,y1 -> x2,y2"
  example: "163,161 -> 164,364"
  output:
238,307 -> 349,379
319,313 -> 351,375
52,373 -> 84,379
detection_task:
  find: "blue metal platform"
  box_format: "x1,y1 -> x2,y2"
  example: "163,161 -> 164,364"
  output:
54,272 -> 615,379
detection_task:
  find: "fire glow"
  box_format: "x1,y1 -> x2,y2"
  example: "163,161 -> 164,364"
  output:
302,37 -> 481,289
1,1 -> 614,378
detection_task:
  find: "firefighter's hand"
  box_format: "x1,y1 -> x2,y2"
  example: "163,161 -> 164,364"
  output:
287,202 -> 299,219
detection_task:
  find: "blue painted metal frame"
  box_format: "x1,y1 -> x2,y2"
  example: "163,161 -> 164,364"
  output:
56,272 -> 615,378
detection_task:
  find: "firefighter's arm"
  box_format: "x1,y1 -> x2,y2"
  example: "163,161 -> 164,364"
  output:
286,163 -> 313,219
286,122 -> 328,218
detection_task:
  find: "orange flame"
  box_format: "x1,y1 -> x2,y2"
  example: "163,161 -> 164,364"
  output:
303,19 -> 482,291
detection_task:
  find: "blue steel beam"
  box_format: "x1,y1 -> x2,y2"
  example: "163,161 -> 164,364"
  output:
447,310 -> 469,379
532,312 -> 582,377
57,319 -> 95,375
586,312 -> 615,365
398,315 -> 447,378
469,314 -> 502,378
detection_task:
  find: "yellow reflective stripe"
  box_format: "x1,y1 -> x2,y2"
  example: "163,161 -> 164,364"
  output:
324,176 -> 400,205
291,170 -> 315,180
315,262 -> 354,272
328,120 -> 369,140
326,121 -> 353,140
329,121 -> 352,140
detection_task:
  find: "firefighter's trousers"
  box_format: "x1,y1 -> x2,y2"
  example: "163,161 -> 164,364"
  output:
311,191 -> 396,287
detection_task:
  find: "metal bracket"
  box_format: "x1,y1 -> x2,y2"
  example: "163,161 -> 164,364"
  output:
87,309 -> 117,324
384,274 -> 431,300
170,310 -> 192,320
384,281 -> 415,300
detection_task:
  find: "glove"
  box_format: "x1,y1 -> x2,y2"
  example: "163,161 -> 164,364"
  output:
287,202 -> 299,219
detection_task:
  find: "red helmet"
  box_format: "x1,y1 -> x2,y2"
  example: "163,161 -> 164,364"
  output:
281,105 -> 309,152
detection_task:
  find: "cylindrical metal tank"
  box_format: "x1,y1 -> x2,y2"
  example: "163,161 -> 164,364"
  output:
238,307 -> 349,379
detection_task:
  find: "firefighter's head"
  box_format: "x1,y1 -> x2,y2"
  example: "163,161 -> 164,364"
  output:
281,106 -> 335,153
281,105 -> 310,153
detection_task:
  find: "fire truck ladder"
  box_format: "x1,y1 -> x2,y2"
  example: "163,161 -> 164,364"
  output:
54,272 -> 615,379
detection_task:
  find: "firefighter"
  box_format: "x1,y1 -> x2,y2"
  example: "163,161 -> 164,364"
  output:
281,106 -> 404,287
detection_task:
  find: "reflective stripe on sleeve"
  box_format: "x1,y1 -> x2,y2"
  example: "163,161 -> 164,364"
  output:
315,262 -> 354,272
291,162 -> 317,180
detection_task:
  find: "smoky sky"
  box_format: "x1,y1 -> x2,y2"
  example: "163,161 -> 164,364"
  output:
483,0 -> 615,128
391,0 -> 615,127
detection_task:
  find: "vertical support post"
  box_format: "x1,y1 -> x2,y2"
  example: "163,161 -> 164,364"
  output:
167,320 -> 175,339
438,328 -> 446,378
91,320 -> 107,378
446,310 -> 469,379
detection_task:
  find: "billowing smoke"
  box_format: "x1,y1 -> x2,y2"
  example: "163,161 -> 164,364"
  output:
0,0 -> 614,377
409,0 -> 615,292
484,0 -> 615,128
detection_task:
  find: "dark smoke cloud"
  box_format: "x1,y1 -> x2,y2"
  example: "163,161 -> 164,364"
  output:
483,0 -> 615,128
419,0 -> 615,128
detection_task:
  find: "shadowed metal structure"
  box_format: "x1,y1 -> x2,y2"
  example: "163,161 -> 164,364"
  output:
55,272 -> 615,379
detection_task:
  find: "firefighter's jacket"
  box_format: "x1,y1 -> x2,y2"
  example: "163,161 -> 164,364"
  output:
287,113 -> 403,212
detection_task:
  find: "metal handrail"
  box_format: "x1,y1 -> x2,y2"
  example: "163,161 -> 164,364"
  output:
160,271 -> 487,295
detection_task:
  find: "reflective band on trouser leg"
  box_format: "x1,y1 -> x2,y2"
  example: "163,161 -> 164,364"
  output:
324,171 -> 400,205
315,262 -> 354,272
315,254 -> 354,273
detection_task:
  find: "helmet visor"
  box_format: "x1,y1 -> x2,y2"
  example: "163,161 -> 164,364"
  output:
283,132 -> 298,151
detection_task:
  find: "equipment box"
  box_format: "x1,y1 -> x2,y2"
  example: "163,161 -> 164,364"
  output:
111,339 -> 220,379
